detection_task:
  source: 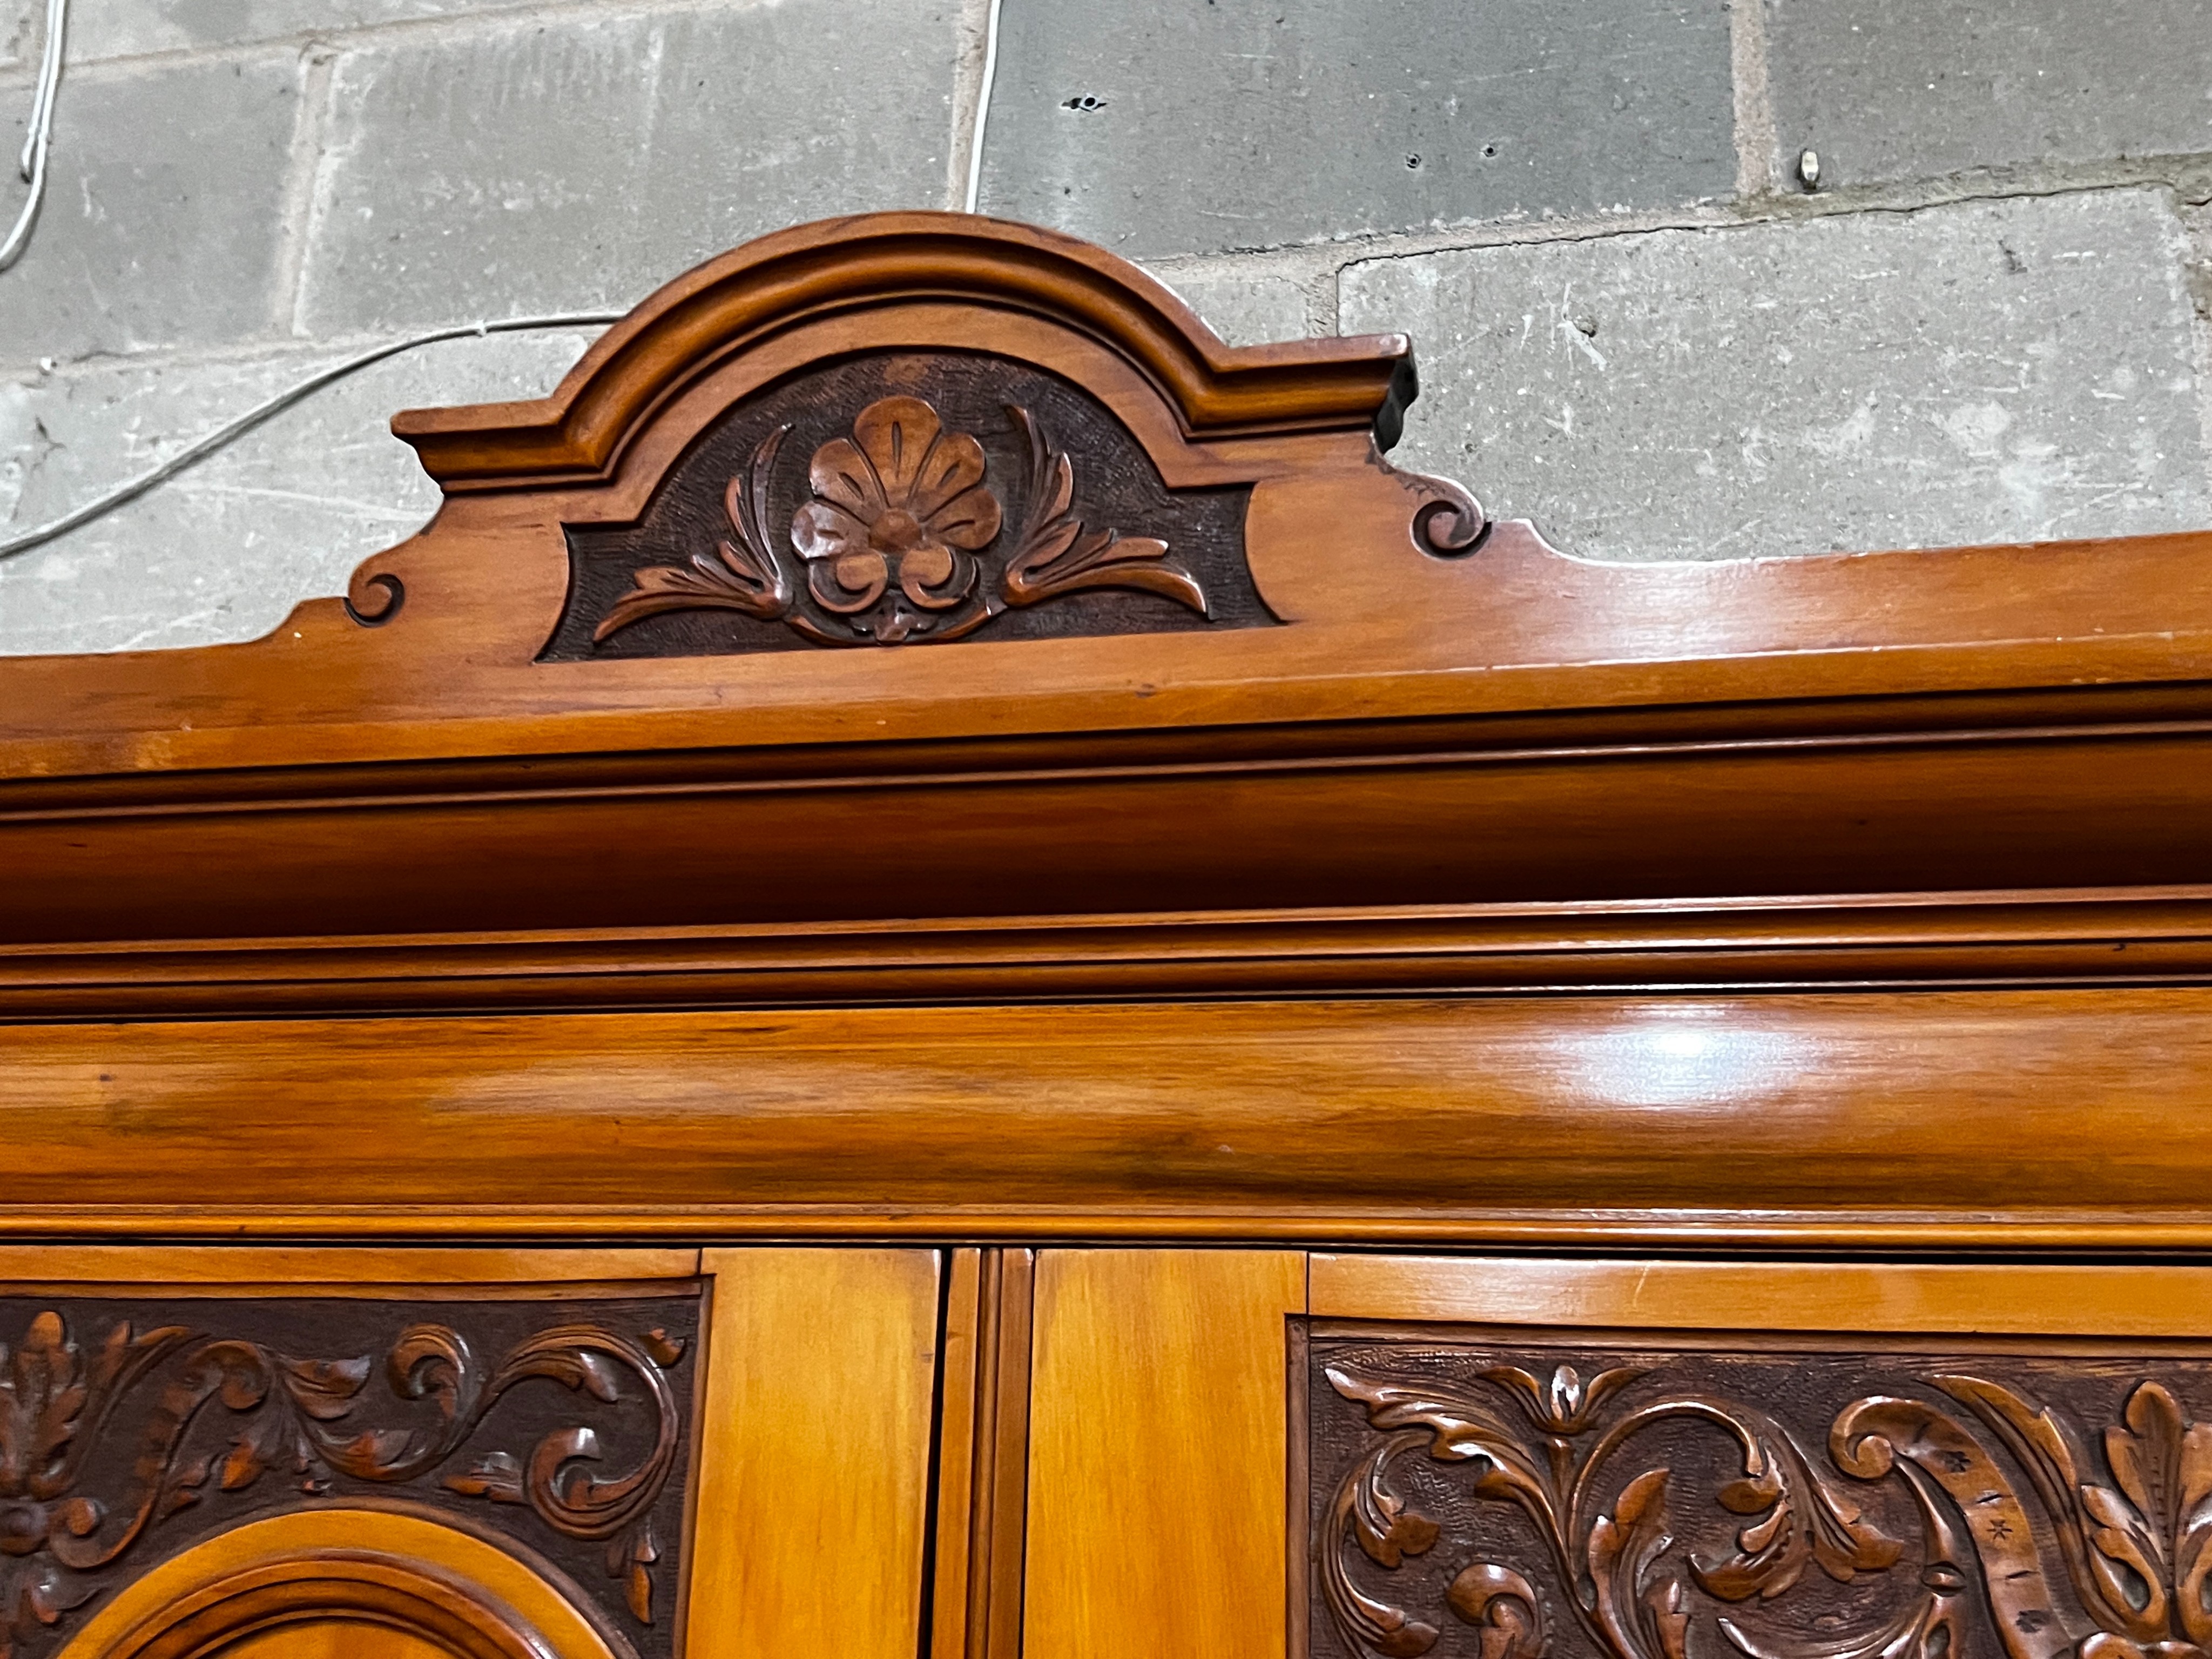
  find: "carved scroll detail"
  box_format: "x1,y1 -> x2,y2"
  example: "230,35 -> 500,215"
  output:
0,1309 -> 686,1657
1318,1353 -> 2212,1659
1321,1359 -> 1896,1659
1831,1377 -> 2212,1659
591,394 -> 1206,648
343,569 -> 406,626
1406,473 -> 1488,558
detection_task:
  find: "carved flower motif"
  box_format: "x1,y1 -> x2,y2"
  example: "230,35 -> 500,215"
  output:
1481,1361 -> 1643,1435
791,396 -> 1003,633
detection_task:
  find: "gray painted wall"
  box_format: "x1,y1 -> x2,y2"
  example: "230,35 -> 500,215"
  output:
1,0 -> 2207,654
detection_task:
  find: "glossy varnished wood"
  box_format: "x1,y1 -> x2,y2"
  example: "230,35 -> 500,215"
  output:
1304,1259 -> 2212,1659
53,1510 -> 618,1659
9,888 -> 2212,1019
389,212 -> 1417,487
1024,1250 -> 1306,1659
9,676 -> 2212,944
685,1249 -> 939,1659
1309,1256 -> 2212,1337
1,216 -> 2211,954
0,1274 -> 700,1653
219,1623 -> 449,1659
0,1246 -> 698,1284
12,988 -> 2212,1241
932,1248 -> 1034,1659
6,203 -> 2212,1659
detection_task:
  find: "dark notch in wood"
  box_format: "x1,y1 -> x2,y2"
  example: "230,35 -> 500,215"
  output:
930,1248 -> 1034,1659
392,213 -> 1417,491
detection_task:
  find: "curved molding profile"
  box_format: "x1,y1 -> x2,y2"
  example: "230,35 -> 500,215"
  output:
391,211 -> 1419,489
55,1509 -> 622,1659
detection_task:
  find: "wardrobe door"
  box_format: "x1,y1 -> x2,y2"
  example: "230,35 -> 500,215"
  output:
1304,1254 -> 2212,1659
689,1247 -> 940,1659
1017,1248 -> 2212,1659
0,1246 -> 940,1659
1019,1249 -> 1306,1659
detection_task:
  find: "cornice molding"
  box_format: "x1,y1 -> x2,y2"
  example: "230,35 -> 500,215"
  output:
390,212 -> 1418,489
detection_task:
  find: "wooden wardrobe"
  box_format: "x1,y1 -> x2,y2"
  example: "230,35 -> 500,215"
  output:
4,210 -> 2211,1659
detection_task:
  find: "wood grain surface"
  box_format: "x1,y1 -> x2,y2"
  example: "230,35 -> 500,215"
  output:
219,1624 -> 450,1659
0,1246 -> 698,1285
0,1289 -> 698,1658
685,1249 -> 939,1659
388,212 -> 1416,486
1310,1256 -> 2212,1338
9,988 -> 2212,1242
16,205 -> 2212,1659
932,1248 -> 1034,1659
9,685 -> 2212,945
52,1509 -> 617,1659
10,888 -> 2212,1020
1306,1323 -> 2212,1659
1024,1250 -> 1305,1659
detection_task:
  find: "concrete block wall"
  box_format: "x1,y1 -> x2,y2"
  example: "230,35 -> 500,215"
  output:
1,0 -> 2207,654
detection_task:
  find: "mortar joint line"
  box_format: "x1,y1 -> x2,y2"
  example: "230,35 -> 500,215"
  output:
269,45 -> 338,338
1728,0 -> 1781,202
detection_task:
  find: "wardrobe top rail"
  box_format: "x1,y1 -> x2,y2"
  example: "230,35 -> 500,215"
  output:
3,212 -> 2207,942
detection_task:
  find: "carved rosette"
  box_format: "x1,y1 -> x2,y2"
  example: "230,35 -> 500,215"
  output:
0,1301 -> 693,1659
592,394 -> 1208,649
1312,1344 -> 2212,1659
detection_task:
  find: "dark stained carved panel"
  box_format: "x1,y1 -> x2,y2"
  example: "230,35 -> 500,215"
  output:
1307,1328 -> 2212,1659
544,350 -> 1269,657
0,1291 -> 699,1659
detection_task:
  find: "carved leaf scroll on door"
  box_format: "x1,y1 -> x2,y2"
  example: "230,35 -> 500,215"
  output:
1312,1339 -> 2212,1659
0,1295 -> 696,1659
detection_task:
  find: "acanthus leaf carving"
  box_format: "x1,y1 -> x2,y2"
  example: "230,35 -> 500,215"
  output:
0,1308 -> 687,1659
592,424 -> 795,640
1588,1467 -> 1688,1659
1449,1562 -> 1548,1659
1000,405 -> 1206,615
1480,1363 -> 1645,1437
1319,1431 -> 1446,1659
1312,1346 -> 2212,1659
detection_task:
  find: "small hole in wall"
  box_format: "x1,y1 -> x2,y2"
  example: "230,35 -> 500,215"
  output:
1482,143 -> 1498,157
1063,94 -> 1107,112
1405,153 -> 1421,169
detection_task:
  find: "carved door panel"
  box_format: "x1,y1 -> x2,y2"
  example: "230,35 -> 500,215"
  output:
1306,1257 -> 2212,1659
1014,1250 -> 2212,1659
0,1246 -> 940,1659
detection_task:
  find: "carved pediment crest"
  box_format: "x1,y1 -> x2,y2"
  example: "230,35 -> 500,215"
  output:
588,393 -> 1207,649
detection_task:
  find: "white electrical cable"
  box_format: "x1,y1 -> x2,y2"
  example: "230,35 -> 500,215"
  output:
0,0 -> 68,270
961,0 -> 1004,213
0,312 -> 623,563
0,0 -> 993,561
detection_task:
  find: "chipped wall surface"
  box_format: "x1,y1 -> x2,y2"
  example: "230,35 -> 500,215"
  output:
1,0 -> 2209,653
